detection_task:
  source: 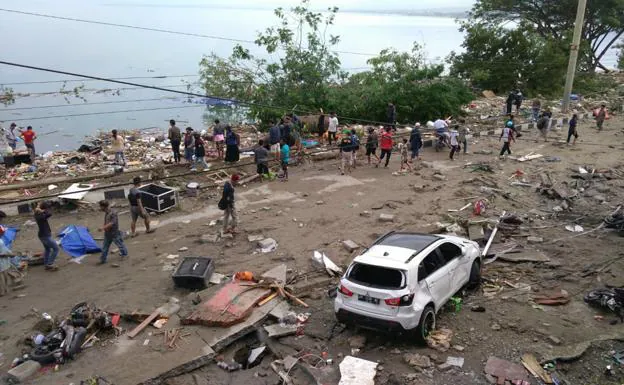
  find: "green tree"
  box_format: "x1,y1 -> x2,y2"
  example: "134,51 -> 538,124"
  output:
448,21 -> 568,96
472,0 -> 624,72
0,86 -> 14,106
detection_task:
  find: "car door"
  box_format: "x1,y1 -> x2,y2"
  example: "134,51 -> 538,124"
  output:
438,242 -> 466,294
418,249 -> 450,310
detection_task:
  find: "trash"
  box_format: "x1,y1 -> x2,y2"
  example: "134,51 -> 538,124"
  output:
471,306 -> 486,312
338,356 -> 377,385
521,353 -> 552,384
403,353 -> 432,370
473,199 -> 487,215
449,297 -> 462,312
58,183 -> 95,200
247,346 -> 267,368
258,238 -> 278,253
445,356 -> 464,368
178,247 -> 188,252
484,357 -> 530,384
312,250 -> 343,276
58,225 -> 102,258
533,289 -> 570,306
217,361 -> 243,372
584,288 -> 624,320
527,236 -> 544,244
565,225 -> 584,232
47,184 -> 58,191
378,213 -> 395,222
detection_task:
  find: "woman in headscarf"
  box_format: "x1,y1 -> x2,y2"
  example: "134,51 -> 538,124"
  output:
224,125 -> 240,163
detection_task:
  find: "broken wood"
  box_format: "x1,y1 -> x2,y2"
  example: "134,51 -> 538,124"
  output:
127,309 -> 160,339
258,292 -> 278,307
521,353 -> 552,384
481,210 -> 506,257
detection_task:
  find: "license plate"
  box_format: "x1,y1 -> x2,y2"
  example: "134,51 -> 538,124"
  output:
358,295 -> 380,305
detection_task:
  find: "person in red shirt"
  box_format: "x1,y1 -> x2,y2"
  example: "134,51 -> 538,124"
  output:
376,127 -> 394,168
20,126 -> 37,162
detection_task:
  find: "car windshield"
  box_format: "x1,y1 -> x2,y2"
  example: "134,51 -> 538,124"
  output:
347,263 -> 405,289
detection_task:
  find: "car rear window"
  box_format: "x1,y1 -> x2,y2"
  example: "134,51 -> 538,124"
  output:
347,263 -> 405,289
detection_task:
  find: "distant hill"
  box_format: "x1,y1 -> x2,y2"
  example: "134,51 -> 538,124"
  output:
342,8 -> 469,18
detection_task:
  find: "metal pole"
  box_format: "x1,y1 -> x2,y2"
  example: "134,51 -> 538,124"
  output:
562,0 -> 588,113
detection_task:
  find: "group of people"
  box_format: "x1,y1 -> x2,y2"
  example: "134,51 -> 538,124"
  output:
3,123 -> 38,162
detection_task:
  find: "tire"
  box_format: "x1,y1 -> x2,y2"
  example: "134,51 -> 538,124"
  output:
30,347 -> 57,365
415,305 -> 436,344
468,259 -> 482,288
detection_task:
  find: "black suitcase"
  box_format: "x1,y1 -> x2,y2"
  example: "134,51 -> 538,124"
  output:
172,256 -> 215,290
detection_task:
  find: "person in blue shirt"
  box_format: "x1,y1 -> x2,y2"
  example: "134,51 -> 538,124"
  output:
280,139 -> 290,182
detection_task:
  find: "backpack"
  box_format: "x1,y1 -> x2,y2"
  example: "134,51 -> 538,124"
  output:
218,197 -> 227,210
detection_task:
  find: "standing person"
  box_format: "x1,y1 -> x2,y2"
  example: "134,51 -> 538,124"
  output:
168,120 -> 181,164
183,127 -> 195,165
387,102 -> 397,131
567,114 -> 579,145
514,89 -> 523,113
318,109 -> 326,144
531,99 -> 541,122
365,127 -> 380,165
280,138 -> 290,181
221,174 -> 240,234
98,200 -> 128,265
458,120 -> 469,154
224,126 -> 240,163
499,121 -> 515,157
128,176 -> 152,237
434,118 -> 449,148
6,123 -> 17,151
339,130 -> 354,175
327,112 -> 338,145
536,113 -> 550,142
350,128 -> 360,168
410,124 -> 423,161
254,139 -> 269,179
269,120 -> 281,161
596,104 -> 607,131
449,125 -> 460,161
34,201 -> 59,271
399,138 -> 412,172
20,126 -> 36,163
192,132 -> 210,171
506,91 -> 515,115
376,127 -> 393,168
111,129 -> 126,166
280,116 -> 293,146
213,119 -> 226,160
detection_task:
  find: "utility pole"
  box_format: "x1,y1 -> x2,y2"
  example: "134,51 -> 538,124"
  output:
562,0 -> 588,113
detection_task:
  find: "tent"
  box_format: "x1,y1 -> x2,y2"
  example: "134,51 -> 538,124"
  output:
1,227 -> 18,248
58,225 -> 101,258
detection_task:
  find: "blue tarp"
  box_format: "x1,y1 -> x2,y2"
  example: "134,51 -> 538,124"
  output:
58,225 -> 101,258
2,227 -> 18,248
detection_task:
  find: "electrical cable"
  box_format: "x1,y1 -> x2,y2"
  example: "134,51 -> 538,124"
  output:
0,74 -> 199,86
0,97 -> 179,111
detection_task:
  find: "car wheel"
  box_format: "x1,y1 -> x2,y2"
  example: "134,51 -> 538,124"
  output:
415,305 -> 435,344
468,259 -> 481,287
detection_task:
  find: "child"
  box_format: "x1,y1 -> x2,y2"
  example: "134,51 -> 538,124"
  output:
449,125 -> 459,160
192,132 -> 209,171
280,139 -> 290,181
365,127 -> 380,165
339,131 -> 354,175
399,138 -> 412,172
567,114 -> 578,145
499,121 -> 515,157
254,139 -> 269,178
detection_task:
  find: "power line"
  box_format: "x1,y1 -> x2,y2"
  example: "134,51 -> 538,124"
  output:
0,8 -> 378,57
0,74 -> 199,86
0,97 -> 179,111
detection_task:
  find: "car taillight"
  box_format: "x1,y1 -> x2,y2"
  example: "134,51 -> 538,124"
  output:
339,285 -> 353,297
384,294 -> 414,307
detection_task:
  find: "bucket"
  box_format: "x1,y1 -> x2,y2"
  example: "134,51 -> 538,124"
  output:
186,182 -> 199,197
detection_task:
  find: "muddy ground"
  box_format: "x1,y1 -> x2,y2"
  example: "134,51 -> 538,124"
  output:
1,116 -> 624,385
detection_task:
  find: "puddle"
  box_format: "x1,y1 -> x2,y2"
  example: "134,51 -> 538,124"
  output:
302,174 -> 364,194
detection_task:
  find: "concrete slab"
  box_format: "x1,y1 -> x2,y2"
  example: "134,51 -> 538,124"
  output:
342,240 -> 359,253
263,323 -> 298,338
269,301 -> 291,321
261,264 -> 287,284
338,356 -> 378,385
498,251 -> 550,263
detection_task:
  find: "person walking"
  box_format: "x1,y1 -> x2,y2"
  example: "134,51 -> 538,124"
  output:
20,126 -> 37,163
224,126 -> 240,163
192,132 -> 210,171
409,124 -> 423,161
128,176 -> 152,237
365,127 -> 380,165
339,130 -> 354,175
499,121 -> 515,157
387,102 -> 397,131
254,139 -> 270,179
269,120 -> 281,161
458,120 -> 469,154
567,114 -> 579,145
280,138 -> 290,181
34,201 -> 59,271
505,91 -> 515,115
596,104 -> 607,131
350,128 -> 360,168
6,123 -> 17,151
213,119 -> 226,160
449,125 -> 460,161
168,119 -> 181,163
183,127 -> 195,165
536,113 -> 550,142
531,99 -> 541,122
514,89 -> 523,113
221,174 -> 240,234
376,127 -> 393,168
327,112 -> 338,145
98,200 -> 128,265
318,109 -> 326,144
111,129 -> 126,166
399,138 -> 412,172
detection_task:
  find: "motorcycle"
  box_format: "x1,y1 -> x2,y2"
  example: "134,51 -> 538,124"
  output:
29,322 -> 88,364
435,133 -> 449,152
584,288 -> 624,322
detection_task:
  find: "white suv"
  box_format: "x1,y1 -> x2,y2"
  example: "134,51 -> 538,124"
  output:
334,231 -> 481,342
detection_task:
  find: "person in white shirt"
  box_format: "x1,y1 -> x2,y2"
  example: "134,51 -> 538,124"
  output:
111,129 -> 126,166
327,112 -> 339,145
449,125 -> 460,160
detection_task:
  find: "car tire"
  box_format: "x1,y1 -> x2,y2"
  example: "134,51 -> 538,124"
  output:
468,259 -> 482,288
415,305 -> 435,344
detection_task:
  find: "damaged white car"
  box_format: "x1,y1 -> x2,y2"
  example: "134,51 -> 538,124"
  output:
335,231 -> 481,342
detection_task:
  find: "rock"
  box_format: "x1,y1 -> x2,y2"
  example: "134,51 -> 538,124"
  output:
413,185 -> 427,192
403,353 -> 432,369
468,225 -> 484,241
390,348 -> 402,355
379,213 -> 395,222
348,335 -> 367,349
342,240 -> 360,253
527,236 -> 543,244
491,323 -> 501,331
433,174 -> 447,181
594,194 -> 607,202
453,345 -> 465,352
316,200 -> 325,205
360,211 -> 371,218
262,207 -> 271,211
437,363 -> 453,371
200,234 -> 219,244
548,335 -> 562,345
247,235 -> 264,243
428,354 -> 445,364
221,233 -> 234,239
178,247 -> 189,252
258,238 -> 277,249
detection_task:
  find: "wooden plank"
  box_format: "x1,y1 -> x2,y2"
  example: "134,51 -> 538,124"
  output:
127,309 -> 160,339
